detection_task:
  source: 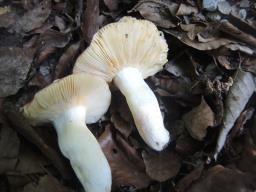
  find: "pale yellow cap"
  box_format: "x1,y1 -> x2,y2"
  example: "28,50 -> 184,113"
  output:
73,16 -> 168,82
23,73 -> 111,124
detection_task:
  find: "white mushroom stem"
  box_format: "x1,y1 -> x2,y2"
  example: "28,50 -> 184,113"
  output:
114,67 -> 170,151
53,106 -> 111,192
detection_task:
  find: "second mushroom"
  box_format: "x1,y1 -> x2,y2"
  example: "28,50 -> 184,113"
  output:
23,74 -> 112,192
73,17 -> 170,151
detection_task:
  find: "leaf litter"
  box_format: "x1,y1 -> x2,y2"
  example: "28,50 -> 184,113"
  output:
0,0 -> 256,192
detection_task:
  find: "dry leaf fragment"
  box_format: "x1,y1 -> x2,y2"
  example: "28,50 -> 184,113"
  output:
54,42 -> 81,79
82,0 -> 99,43
176,3 -> 198,16
133,2 -> 176,28
99,126 -> 151,189
214,70 -> 255,159
13,0 -> 51,33
165,30 -> 232,51
111,113 -> 133,138
183,97 -> 215,141
176,164 -> 204,192
23,175 -> 73,192
142,149 -> 181,182
220,20 -> 256,47
103,0 -> 119,11
187,165 -> 256,192
0,47 -> 32,97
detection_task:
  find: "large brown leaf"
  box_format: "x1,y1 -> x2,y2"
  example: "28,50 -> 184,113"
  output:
142,149 -> 181,182
99,125 -> 151,189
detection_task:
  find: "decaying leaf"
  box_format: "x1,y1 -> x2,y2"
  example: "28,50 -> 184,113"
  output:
187,165 -> 256,192
111,112 -> 133,138
165,30 -> 232,51
214,70 -> 256,159
13,0 -> 52,33
132,1 -> 177,28
142,149 -> 181,182
183,97 -> 215,141
99,126 -> 151,189
176,164 -> 204,192
54,42 -> 81,79
82,0 -> 100,43
176,3 -> 198,16
23,175 -> 73,192
103,0 -> 119,11
0,47 -> 32,97
219,20 -> 256,47
0,116 -> 20,174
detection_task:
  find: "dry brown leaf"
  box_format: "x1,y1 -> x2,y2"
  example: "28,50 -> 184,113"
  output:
176,164 -> 204,192
142,149 -> 181,182
242,57 -> 256,75
16,142 -> 49,174
133,1 -> 176,28
3,101 -> 70,179
220,20 -> 256,47
175,134 -> 201,156
176,3 -> 198,16
13,0 -> 51,33
0,116 -> 20,174
183,97 -> 215,141
54,42 -> 81,79
23,175 -> 73,192
111,112 -> 133,138
103,0 -> 119,11
0,47 -> 32,97
165,30 -> 232,51
230,108 -> 254,138
187,165 -> 256,192
99,126 -> 151,189
82,0 -> 100,43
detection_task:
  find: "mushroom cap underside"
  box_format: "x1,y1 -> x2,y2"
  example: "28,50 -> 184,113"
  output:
23,73 -> 111,124
73,16 -> 168,82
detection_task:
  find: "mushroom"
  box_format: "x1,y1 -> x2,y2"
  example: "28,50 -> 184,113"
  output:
73,17 -> 170,151
23,74 -> 112,192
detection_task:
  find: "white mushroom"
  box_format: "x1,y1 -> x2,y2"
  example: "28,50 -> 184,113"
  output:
73,17 -> 170,151
23,73 -> 112,192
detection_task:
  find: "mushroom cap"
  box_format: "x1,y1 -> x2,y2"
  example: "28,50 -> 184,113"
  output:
23,73 -> 111,124
73,16 -> 168,82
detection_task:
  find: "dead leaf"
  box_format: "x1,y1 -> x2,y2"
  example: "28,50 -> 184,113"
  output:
243,57 -> 256,75
165,30 -> 232,51
0,47 -> 32,97
187,165 -> 256,192
175,133 -> 201,156
133,1 -> 177,28
214,70 -> 256,159
23,175 -> 73,192
54,42 -> 81,79
82,0 -> 100,43
3,101 -> 70,179
103,0 -> 119,11
183,97 -> 215,141
16,142 -> 49,174
142,149 -> 181,182
99,125 -> 151,189
176,3 -> 198,16
220,20 -> 256,47
13,0 -> 51,33
0,116 -> 20,174
176,164 -> 204,192
111,112 -> 133,138
230,107 -> 254,138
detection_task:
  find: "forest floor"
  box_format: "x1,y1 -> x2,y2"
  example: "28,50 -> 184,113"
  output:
0,0 -> 256,192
